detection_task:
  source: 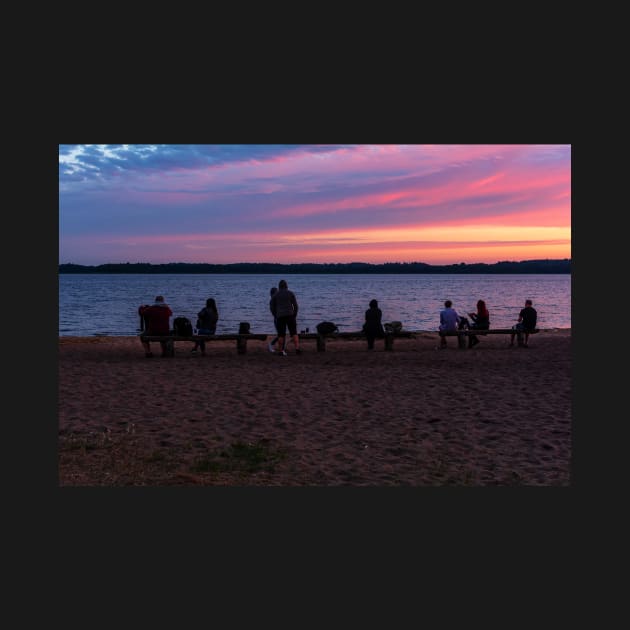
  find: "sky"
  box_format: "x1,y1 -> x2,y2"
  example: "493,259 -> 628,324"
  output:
59,144 -> 571,266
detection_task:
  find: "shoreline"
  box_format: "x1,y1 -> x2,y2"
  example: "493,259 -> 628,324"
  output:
58,327 -> 571,343
59,330 -> 571,486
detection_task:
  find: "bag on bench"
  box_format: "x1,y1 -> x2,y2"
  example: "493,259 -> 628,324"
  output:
384,321 -> 403,334
173,316 -> 193,337
316,321 -> 339,335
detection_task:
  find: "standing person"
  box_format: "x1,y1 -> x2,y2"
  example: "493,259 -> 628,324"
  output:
438,299 -> 460,349
267,287 -> 280,353
467,299 -> 490,348
192,297 -> 219,356
363,299 -> 385,350
139,295 -> 173,357
510,299 -> 538,347
269,279 -> 301,356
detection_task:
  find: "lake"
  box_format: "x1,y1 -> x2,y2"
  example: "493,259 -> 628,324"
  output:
58,273 -> 571,336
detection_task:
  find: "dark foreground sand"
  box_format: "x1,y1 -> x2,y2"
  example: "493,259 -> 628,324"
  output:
58,330 -> 571,486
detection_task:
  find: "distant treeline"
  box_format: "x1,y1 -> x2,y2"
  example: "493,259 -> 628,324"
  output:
59,259 -> 571,274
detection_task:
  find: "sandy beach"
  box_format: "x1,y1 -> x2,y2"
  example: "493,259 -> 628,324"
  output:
58,330 -> 571,486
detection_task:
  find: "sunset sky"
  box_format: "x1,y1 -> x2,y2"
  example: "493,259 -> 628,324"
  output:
58,144 -> 571,265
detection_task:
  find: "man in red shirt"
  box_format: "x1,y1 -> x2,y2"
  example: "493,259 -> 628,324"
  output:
139,295 -> 173,357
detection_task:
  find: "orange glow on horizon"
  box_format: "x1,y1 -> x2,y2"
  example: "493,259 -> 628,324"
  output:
65,221 -> 570,265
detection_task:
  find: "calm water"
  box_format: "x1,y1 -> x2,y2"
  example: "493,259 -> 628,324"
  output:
58,273 -> 571,337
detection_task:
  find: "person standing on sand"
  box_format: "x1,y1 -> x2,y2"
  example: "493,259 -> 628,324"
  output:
268,287 -> 280,353
192,297 -> 219,356
270,279 -> 301,356
363,299 -> 385,350
438,299 -> 460,349
510,299 -> 538,347
139,295 -> 173,357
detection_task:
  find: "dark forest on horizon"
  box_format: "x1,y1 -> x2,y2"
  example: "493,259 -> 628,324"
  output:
59,259 -> 571,274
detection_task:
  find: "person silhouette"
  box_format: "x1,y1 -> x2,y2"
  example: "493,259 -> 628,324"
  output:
269,279 -> 301,356
267,287 -> 280,353
438,299 -> 459,349
139,295 -> 173,357
192,297 -> 219,356
467,299 -> 490,348
510,299 -> 538,347
363,299 -> 385,350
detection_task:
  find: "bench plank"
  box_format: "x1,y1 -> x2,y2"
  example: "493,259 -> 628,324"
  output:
438,328 -> 539,335
438,328 -> 539,348
298,330 -> 415,352
140,328 -> 539,355
141,333 -> 267,355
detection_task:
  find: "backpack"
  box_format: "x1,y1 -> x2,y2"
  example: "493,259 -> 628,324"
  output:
384,321 -> 403,334
316,321 -> 339,335
173,316 -> 193,336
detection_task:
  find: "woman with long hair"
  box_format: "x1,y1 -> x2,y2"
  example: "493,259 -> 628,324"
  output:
467,299 -> 490,348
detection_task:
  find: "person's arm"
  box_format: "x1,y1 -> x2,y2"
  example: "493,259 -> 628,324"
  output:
292,294 -> 298,316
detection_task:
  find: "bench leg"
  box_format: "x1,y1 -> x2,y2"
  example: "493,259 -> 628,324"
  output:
237,337 -> 247,354
457,333 -> 467,349
162,339 -> 174,357
384,334 -> 394,351
316,335 -> 326,352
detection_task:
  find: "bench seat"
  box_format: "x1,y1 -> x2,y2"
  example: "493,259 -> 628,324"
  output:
140,328 -> 539,355
439,328 -> 540,335
141,333 -> 268,355
298,330 -> 415,351
439,328 -> 540,348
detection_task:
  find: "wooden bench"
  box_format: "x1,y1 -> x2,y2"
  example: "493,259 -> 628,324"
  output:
298,330 -> 416,352
439,328 -> 540,348
141,333 -> 268,355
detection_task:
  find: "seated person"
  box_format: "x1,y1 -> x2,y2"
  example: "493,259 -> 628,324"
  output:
467,299 -> 490,348
192,297 -> 219,356
438,300 -> 460,348
139,295 -> 173,357
510,299 -> 538,347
